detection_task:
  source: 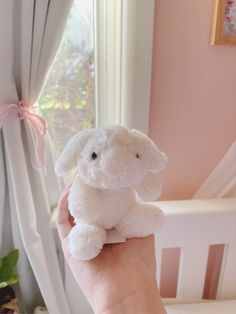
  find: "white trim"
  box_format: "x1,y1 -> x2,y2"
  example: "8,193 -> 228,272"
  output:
94,0 -> 122,127
120,0 -> 155,134
94,0 -> 155,134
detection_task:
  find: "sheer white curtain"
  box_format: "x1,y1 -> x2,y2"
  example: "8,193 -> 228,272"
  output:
0,0 -> 74,313
193,140 -> 236,199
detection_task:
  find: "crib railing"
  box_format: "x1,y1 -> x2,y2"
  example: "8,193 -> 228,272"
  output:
155,198 -> 236,302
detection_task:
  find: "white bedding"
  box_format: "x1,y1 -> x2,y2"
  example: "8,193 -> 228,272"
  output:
166,299 -> 236,314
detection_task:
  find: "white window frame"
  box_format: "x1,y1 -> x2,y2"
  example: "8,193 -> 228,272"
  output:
94,0 -> 155,134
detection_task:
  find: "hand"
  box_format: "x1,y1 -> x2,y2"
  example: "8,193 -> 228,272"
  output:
56,188 -> 166,314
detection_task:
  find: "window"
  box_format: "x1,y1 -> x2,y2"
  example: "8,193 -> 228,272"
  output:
39,0 -> 155,160
39,0 -> 95,158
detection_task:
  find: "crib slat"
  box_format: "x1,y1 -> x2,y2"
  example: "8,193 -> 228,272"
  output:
217,244 -> 236,299
155,198 -> 236,301
155,233 -> 162,287
177,244 -> 209,300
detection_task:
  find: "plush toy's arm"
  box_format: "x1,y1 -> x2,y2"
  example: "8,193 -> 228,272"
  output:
134,171 -> 162,202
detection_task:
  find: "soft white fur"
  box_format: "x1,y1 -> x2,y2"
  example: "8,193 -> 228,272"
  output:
55,126 -> 167,260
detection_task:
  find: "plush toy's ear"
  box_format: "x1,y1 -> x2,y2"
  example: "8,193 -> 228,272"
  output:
55,129 -> 92,176
131,129 -> 168,172
146,143 -> 168,172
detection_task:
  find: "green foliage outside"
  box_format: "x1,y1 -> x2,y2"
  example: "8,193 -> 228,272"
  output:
39,0 -> 95,157
0,250 -> 20,288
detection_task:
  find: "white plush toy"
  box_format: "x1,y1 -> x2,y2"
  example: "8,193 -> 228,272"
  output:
55,126 -> 167,260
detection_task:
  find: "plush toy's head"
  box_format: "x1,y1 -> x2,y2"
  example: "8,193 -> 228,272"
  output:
55,126 -> 167,189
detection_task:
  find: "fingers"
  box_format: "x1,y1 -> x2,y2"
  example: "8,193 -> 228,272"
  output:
56,184 -> 73,242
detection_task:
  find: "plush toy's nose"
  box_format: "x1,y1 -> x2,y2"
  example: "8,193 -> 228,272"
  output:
103,147 -> 130,174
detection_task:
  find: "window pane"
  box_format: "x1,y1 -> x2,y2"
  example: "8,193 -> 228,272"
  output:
39,0 -> 95,158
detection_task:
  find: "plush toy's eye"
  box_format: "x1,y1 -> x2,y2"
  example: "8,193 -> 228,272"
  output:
91,152 -> 98,160
136,153 -> 140,159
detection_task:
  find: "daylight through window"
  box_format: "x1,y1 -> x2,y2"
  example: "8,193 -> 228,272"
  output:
39,0 -> 95,157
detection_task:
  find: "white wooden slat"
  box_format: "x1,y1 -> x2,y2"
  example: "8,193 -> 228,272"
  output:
156,198 -> 236,217
217,244 -> 236,299
177,244 -> 209,300
154,198 -> 236,301
157,206 -> 236,248
155,233 -> 162,287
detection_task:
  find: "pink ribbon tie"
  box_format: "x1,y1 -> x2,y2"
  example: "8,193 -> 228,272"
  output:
0,101 -> 47,168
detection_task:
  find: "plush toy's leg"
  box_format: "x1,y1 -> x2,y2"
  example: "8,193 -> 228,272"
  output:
116,203 -> 164,238
68,222 -> 106,260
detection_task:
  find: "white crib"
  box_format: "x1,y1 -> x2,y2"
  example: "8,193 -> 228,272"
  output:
56,197 -> 236,313
156,198 -> 236,313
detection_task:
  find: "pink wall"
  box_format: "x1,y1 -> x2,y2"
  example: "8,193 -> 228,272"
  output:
149,0 -> 236,200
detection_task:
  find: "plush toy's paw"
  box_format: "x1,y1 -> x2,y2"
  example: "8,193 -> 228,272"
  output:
69,223 -> 106,260
116,203 -> 164,238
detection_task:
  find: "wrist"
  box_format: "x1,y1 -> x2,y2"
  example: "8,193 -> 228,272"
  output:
96,286 -> 166,314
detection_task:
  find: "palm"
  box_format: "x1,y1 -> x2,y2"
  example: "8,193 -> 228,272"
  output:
62,235 -> 157,310
57,189 -> 159,312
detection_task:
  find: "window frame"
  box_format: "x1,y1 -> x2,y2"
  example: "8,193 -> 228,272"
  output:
94,0 -> 155,134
